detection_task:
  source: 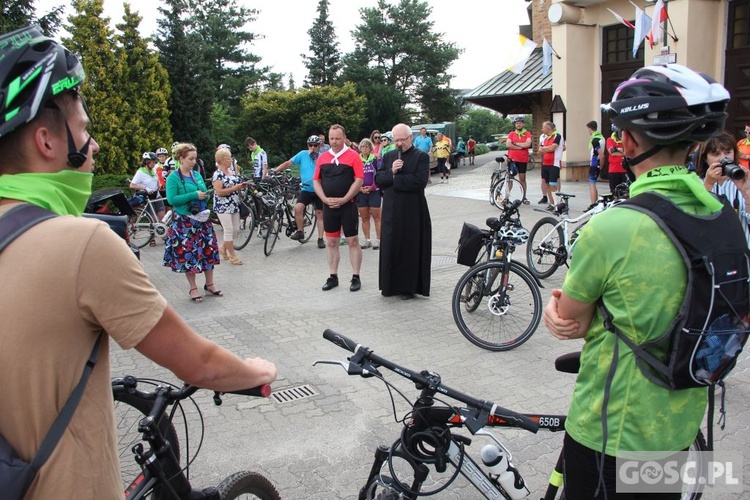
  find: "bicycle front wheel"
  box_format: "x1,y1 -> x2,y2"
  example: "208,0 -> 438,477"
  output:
234,203 -> 256,250
526,217 -> 565,279
263,205 -> 283,256
452,260 -> 542,351
493,178 -> 525,207
217,471 -> 281,500
113,389 -> 180,494
300,203 -> 317,243
129,209 -> 155,249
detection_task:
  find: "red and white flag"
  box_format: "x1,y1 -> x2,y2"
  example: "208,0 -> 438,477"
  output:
607,8 -> 635,29
650,0 -> 668,45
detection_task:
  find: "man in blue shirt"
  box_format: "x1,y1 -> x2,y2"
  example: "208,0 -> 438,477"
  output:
275,135 -> 326,248
413,127 -> 433,156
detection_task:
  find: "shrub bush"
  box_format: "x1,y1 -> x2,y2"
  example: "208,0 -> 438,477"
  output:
92,174 -> 132,195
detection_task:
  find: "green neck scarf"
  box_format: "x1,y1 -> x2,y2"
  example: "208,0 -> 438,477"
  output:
610,133 -> 622,143
0,170 -> 93,216
631,165 -> 723,211
138,166 -> 154,176
588,131 -> 604,151
514,128 -> 528,137
360,153 -> 375,164
250,147 -> 264,163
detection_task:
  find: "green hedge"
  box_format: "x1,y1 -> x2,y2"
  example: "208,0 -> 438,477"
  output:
92,174 -> 133,195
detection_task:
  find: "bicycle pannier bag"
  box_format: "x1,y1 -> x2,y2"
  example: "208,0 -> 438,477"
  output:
457,222 -> 485,267
508,160 -> 519,177
599,193 -> 750,390
239,200 -> 250,219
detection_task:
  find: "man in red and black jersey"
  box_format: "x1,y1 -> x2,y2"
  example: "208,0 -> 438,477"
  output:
313,124 -> 365,292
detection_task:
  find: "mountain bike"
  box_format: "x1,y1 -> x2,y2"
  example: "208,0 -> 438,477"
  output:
264,177 -> 317,256
314,331 -> 708,499
453,200 -> 542,351
112,375 -> 281,499
489,156 -> 524,210
525,188 -> 627,279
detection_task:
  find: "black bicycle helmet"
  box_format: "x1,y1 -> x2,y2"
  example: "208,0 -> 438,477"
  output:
0,25 -> 85,139
602,64 -> 729,147
306,135 -> 322,145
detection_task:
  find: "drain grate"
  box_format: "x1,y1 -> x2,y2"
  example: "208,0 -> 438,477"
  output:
271,384 -> 318,404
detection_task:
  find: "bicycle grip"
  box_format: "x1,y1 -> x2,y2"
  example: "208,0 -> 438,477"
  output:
227,384 -> 272,398
492,407 -> 540,433
323,329 -> 359,353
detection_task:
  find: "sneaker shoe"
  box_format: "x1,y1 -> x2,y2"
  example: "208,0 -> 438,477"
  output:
537,196 -> 548,205
350,276 -> 361,292
290,230 -> 304,241
545,204 -> 556,212
372,239 -> 380,250
322,276 -> 339,291
360,239 -> 371,249
445,177 -> 449,183
339,237 -> 347,246
317,238 -> 326,249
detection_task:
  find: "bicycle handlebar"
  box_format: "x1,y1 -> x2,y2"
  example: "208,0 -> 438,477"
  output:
112,375 -> 272,402
321,329 -> 539,434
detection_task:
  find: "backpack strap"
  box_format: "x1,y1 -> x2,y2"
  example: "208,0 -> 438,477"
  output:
0,204 -> 58,252
0,203 -> 104,472
30,333 -> 103,471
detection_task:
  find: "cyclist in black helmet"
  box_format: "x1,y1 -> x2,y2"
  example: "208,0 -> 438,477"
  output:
0,25 -> 276,498
544,64 -> 731,499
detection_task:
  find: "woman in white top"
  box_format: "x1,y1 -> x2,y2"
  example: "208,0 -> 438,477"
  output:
698,131 -> 750,247
130,152 -> 166,243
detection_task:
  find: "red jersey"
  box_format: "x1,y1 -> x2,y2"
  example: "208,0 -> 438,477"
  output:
507,129 -> 531,163
542,133 -> 562,166
467,139 -> 476,153
606,136 -> 626,174
314,147 -> 364,200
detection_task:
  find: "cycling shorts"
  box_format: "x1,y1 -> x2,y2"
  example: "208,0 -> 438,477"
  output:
357,191 -> 382,208
588,166 -> 600,183
541,165 -> 560,186
296,190 -> 323,211
323,202 -> 359,238
514,162 -> 528,174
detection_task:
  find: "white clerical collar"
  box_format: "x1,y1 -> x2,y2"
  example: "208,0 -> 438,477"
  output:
329,145 -> 349,165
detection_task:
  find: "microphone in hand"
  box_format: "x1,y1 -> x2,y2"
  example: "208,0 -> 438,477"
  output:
395,147 -> 402,173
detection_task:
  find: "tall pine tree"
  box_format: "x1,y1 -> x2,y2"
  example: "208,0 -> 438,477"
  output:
302,0 -> 341,87
115,4 -> 172,168
155,0 -> 213,156
3,0 -> 64,35
64,0 -> 127,174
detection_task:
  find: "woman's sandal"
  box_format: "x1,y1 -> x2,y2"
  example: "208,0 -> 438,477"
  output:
229,257 -> 243,265
219,245 -> 228,260
149,238 -> 157,247
189,288 -> 203,303
522,198 -> 531,205
204,283 -> 224,297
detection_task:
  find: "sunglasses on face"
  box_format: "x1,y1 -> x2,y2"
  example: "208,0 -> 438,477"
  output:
381,138 -> 388,142
373,135 -> 380,139
308,144 -> 319,147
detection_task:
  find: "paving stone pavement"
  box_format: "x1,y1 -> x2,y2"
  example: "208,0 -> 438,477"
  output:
112,152 -> 749,498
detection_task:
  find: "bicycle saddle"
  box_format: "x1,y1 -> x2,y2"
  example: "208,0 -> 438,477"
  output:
555,352 -> 581,374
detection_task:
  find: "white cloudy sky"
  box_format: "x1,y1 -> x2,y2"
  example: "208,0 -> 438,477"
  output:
34,0 -> 531,90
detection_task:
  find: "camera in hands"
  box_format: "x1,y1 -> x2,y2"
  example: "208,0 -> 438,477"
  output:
720,157 -> 745,180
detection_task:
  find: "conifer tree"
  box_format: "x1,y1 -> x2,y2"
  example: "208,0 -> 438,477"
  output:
155,0 -> 213,156
115,4 -> 172,167
302,0 -> 341,87
2,0 -> 63,35
64,0 -> 127,174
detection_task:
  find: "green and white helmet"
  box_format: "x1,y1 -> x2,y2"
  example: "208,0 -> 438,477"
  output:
0,25 -> 85,138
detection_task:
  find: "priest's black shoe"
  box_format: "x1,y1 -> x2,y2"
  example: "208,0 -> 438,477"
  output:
350,275 -> 361,292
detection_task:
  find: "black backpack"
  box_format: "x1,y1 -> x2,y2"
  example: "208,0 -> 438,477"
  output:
599,192 -> 750,389
0,204 -> 103,499
598,192 -> 750,447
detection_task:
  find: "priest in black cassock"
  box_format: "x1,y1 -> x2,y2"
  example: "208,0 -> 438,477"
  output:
375,123 -> 432,300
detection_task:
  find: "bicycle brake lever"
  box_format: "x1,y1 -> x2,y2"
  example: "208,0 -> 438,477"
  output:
312,359 -> 381,378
